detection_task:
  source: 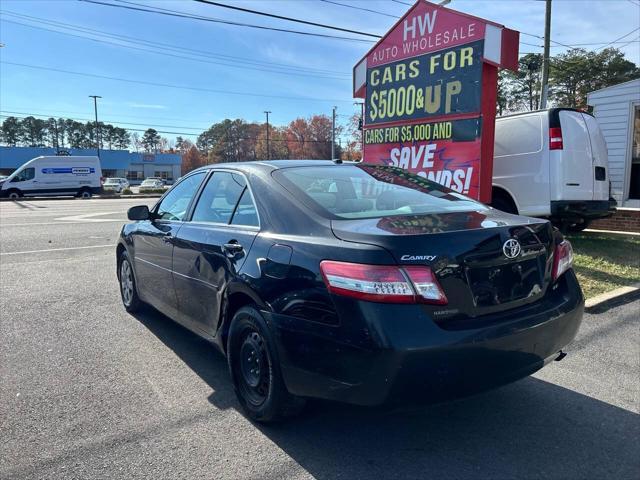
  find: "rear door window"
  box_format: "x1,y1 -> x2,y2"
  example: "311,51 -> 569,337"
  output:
191,172 -> 246,224
230,188 -> 259,227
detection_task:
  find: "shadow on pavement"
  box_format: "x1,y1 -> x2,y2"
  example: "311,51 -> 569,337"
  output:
134,308 -> 640,479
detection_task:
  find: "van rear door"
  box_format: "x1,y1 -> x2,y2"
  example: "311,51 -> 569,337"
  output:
581,113 -> 609,201
557,110 -> 593,201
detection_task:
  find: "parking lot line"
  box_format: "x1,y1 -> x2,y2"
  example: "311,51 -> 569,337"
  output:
1,221 -> 125,227
0,244 -> 114,255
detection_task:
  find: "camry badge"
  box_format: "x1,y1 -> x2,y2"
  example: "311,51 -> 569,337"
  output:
503,239 -> 521,259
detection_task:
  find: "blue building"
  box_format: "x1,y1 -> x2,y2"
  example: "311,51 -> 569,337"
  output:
0,147 -> 182,184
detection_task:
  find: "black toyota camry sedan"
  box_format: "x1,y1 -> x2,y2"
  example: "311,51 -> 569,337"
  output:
117,160 -> 583,422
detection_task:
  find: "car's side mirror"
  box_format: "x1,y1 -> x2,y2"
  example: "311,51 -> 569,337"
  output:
127,205 -> 151,221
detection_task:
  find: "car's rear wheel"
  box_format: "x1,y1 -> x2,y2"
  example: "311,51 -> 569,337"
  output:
119,251 -> 143,313
228,306 -> 305,422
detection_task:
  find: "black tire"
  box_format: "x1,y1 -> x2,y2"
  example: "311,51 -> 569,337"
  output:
227,306 -> 305,422
7,189 -> 22,200
491,195 -> 518,214
118,250 -> 143,313
567,221 -> 590,233
78,188 -> 92,199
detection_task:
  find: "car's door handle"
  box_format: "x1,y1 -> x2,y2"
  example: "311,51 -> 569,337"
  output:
162,232 -> 173,243
223,242 -> 244,255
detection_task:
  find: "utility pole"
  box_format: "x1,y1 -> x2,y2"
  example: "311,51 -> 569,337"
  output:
52,118 -> 60,155
331,106 -> 337,160
539,0 -> 552,109
89,95 -> 102,158
264,110 -> 271,160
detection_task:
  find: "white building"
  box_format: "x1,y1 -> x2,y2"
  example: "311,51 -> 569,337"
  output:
587,79 -> 640,208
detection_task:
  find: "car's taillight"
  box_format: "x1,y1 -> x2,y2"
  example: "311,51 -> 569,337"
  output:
552,240 -> 574,281
403,266 -> 448,304
319,261 -> 447,305
549,127 -> 563,150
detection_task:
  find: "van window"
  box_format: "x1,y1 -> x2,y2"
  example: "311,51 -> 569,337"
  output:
494,116 -> 543,157
11,168 -> 35,182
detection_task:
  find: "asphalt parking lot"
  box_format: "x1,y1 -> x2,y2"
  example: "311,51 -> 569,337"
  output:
1,198 -> 638,480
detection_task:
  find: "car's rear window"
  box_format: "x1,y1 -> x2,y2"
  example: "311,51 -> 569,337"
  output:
274,164 -> 486,219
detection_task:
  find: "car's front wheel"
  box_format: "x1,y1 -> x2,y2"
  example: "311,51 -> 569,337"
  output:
227,306 -> 305,422
119,250 -> 143,313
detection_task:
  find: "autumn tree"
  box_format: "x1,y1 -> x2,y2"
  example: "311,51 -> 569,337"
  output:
255,125 -> 289,159
341,112 -> 363,161
285,115 -> 340,159
181,145 -> 206,174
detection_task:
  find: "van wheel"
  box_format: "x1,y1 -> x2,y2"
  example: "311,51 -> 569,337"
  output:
7,190 -> 22,200
567,221 -> 590,233
491,194 -> 518,215
78,188 -> 92,199
227,306 -> 305,423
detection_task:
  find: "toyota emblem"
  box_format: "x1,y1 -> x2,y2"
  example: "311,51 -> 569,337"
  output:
503,239 -> 521,259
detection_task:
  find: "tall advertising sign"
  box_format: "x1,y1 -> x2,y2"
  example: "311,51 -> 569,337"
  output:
353,0 -> 519,203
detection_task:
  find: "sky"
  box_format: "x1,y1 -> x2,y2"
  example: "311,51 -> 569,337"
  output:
1,0 -> 639,143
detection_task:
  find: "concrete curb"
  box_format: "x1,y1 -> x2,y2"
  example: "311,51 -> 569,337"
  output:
585,282 -> 640,313
583,228 -> 640,237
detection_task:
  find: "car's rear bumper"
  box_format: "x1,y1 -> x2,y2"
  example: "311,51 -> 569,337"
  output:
550,200 -> 616,221
264,271 -> 584,406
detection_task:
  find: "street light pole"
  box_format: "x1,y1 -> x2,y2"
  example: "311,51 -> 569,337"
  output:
264,110 -> 271,160
539,0 -> 552,109
89,95 -> 102,158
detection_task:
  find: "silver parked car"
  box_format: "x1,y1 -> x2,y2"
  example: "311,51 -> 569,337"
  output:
139,178 -> 165,192
103,177 -> 130,193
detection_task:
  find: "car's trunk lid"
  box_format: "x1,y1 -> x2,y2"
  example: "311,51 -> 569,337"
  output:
331,209 -> 555,318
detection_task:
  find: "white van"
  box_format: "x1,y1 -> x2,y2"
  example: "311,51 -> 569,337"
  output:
0,156 -> 103,199
492,108 -> 615,231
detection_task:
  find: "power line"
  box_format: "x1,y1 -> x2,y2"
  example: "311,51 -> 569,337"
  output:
191,0 -> 382,38
550,40 -> 640,47
0,18 -> 349,80
319,0 -> 400,19
0,110 -> 208,131
597,27 -> 640,50
1,61 -> 354,104
1,10 -> 349,77
78,0 -> 375,43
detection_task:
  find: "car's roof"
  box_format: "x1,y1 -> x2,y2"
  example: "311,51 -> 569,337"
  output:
192,159 -> 356,174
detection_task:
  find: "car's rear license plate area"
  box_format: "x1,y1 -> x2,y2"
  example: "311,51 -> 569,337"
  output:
466,258 -> 544,307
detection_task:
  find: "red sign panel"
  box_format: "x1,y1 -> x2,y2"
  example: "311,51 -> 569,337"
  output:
366,3 -> 486,68
363,117 -> 481,197
354,0 -> 519,203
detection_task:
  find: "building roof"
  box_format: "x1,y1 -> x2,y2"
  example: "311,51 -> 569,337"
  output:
0,146 -> 182,170
587,78 -> 640,98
